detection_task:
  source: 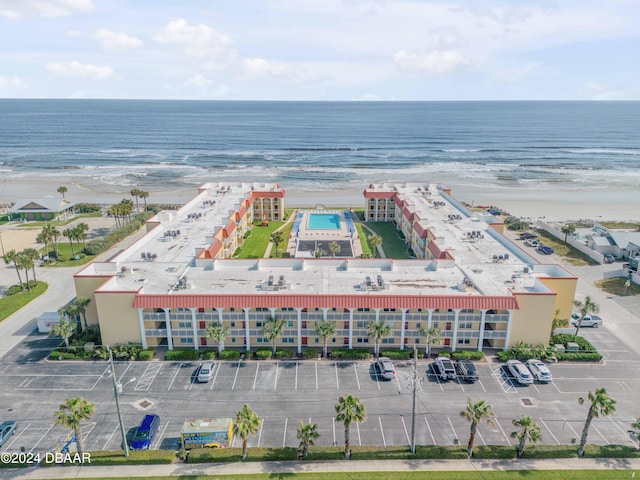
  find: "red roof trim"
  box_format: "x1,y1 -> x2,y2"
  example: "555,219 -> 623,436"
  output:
364,191 -> 395,199
251,191 -> 285,198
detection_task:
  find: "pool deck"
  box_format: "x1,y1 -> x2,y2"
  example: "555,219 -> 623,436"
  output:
287,209 -> 363,258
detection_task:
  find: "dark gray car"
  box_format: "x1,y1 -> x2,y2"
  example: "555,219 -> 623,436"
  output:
455,359 -> 479,382
0,420 -> 17,447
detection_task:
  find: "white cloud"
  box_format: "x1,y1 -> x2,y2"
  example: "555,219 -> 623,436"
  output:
184,75 -> 232,98
394,50 -> 471,74
492,63 -> 541,84
578,82 -> 626,100
0,0 -> 93,18
68,29 -> 143,53
154,19 -> 233,59
0,75 -> 27,89
46,61 -> 115,80
185,74 -> 213,89
242,58 -> 318,82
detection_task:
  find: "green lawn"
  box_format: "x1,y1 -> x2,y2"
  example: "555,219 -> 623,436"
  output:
270,221 -> 294,257
356,223 -> 373,257
535,231 -> 598,267
365,222 -> 411,259
235,221 -> 285,258
595,278 -> 640,296
0,281 -> 48,322
15,212 -> 102,229
41,242 -> 97,267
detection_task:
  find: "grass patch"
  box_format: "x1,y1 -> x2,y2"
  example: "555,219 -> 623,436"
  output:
356,223 -> 373,257
599,221 -> 640,230
270,221 -> 293,258
595,278 -> 640,296
535,231 -> 597,266
0,281 -> 48,322
15,212 -> 101,229
365,222 -> 411,259
236,221 -> 285,258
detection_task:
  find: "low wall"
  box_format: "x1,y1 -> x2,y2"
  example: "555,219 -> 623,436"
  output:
536,221 -> 605,264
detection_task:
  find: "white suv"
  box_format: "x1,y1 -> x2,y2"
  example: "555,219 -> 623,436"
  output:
570,313 -> 602,328
506,359 -> 533,385
526,359 -> 552,383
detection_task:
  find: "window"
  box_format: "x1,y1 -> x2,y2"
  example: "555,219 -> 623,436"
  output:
459,322 -> 473,329
256,321 -> 264,327
256,307 -> 268,312
356,321 -> 367,328
357,308 -> 370,312
180,337 -> 193,344
282,338 -> 295,343
457,338 -> 471,345
287,321 -> 294,327
314,338 -> 319,343
383,308 -> 396,312
281,307 -> 294,312
178,322 -> 192,328
416,322 -> 421,328
230,321 -> 236,327
382,338 -> 394,344
231,338 -> 236,343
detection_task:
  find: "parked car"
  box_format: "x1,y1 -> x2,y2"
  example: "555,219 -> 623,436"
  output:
506,359 -> 534,385
487,209 -> 502,216
604,254 -> 615,263
519,232 -> 538,240
526,359 -> 552,383
0,420 -> 17,447
537,244 -> 554,255
454,359 -> 478,382
432,357 -> 457,381
570,313 -> 602,328
130,414 -> 160,450
196,362 -> 215,383
524,238 -> 539,247
375,357 -> 396,380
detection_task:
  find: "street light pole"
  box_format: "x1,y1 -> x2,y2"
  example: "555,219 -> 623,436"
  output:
108,345 -> 129,457
410,344 -> 418,454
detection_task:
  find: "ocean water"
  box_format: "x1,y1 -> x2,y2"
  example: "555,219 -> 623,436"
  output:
1,99 -> 639,193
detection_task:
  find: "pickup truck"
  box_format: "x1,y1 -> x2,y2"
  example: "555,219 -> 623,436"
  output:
570,314 -> 603,328
432,357 -> 457,381
524,238 -> 539,247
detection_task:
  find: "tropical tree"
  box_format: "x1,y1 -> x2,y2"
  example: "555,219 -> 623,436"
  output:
53,397 -> 95,455
36,229 -> 51,261
561,224 -> 576,242
367,234 -> 383,257
460,397 -> 496,458
75,223 -> 89,247
139,190 -> 149,210
573,296 -> 600,336
17,253 -> 33,291
577,388 -> 616,457
335,393 -> 366,459
49,225 -> 61,259
550,308 -> 569,338
270,231 -> 284,256
233,404 -> 261,461
3,249 -> 23,288
628,417 -> 640,451
511,415 -> 542,458
205,323 -> 231,357
313,247 -> 324,258
130,188 -> 141,212
419,326 -> 441,357
22,248 -> 40,282
57,186 -> 68,199
328,241 -> 341,257
367,320 -> 392,358
74,297 -> 91,329
263,316 -> 285,357
50,316 -> 75,348
296,420 -> 319,458
315,320 -> 336,358
62,227 -> 77,256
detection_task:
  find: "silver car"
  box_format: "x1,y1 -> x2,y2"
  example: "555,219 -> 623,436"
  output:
506,359 -> 533,385
196,362 -> 214,383
375,357 -> 396,380
0,421 -> 17,447
526,359 -> 552,383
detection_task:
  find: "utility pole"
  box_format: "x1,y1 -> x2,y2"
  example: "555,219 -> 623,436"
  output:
108,345 -> 129,457
410,344 -> 418,454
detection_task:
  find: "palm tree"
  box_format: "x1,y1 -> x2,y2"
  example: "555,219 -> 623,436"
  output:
419,326 -> 441,357
460,397 -> 496,458
36,229 -> 51,261
49,225 -> 61,259
315,320 -> 336,358
63,227 -> 76,257
367,320 -> 392,358
22,248 -> 40,282
53,397 -> 95,455
75,297 -> 91,329
50,316 -> 75,348
270,231 -> 284,256
130,188 -> 141,212
296,420 -> 319,458
263,316 -> 285,357
75,222 -> 89,248
139,190 -> 149,210
367,234 -> 383,257
628,417 -> 640,451
328,241 -> 341,258
17,254 -> 32,291
577,388 -> 616,457
511,415 -> 542,458
561,224 -> 576,242
573,296 -> 600,336
57,186 -> 68,199
3,249 -> 23,288
205,323 -> 231,357
335,393 -> 366,459
233,404 -> 261,461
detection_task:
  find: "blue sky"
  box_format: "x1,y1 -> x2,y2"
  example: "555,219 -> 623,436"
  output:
1,0 -> 639,100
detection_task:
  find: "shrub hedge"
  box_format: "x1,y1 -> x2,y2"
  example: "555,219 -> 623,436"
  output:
202,350 -> 217,360
165,349 -> 201,361
451,350 -> 484,360
521,444 -> 578,459
556,352 -> 603,362
275,349 -> 296,359
550,334 -> 598,352
302,348 -> 320,359
255,349 -> 273,360
137,349 -> 155,361
472,445 -> 517,459
219,350 -> 241,360
380,350 -> 411,360
582,444 -> 640,458
330,348 -> 370,359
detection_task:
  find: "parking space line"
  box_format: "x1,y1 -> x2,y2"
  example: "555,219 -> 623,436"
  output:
335,363 -> 339,390
401,416 -> 410,445
539,417 -> 560,444
490,365 -> 516,394
210,362 -> 221,390
167,363 -> 182,391
274,363 -> 279,390
257,418 -> 264,447
332,417 -> 336,446
476,427 -> 486,445
253,363 -> 260,390
315,362 -> 318,390
103,425 -> 119,450
591,423 -> 608,443
562,417 -> 579,439
3,422 -> 30,451
378,417 -> 386,447
153,421 -> 169,450
478,380 -> 487,393
356,421 -> 361,446
424,417 -> 436,445
29,422 -> 56,454
395,371 -> 402,392
92,365 -> 111,390
447,417 -> 458,444
495,417 -> 511,445
232,362 -> 241,390
135,363 -> 162,391
532,384 -> 540,394
552,382 -> 562,394
353,364 -> 360,390
283,417 -> 288,447
608,416 -> 637,447
434,373 -> 444,392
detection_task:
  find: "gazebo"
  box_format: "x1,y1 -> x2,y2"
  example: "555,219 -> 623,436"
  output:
10,198 -> 76,221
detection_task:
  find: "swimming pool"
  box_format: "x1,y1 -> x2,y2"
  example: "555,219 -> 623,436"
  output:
308,213 -> 341,230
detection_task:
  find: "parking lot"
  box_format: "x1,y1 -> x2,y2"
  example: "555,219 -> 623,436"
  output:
1,325 -> 638,455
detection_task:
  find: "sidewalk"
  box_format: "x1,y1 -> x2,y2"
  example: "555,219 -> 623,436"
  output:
5,457 -> 640,479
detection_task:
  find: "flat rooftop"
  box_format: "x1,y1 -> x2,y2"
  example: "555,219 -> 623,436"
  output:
78,182 -> 574,299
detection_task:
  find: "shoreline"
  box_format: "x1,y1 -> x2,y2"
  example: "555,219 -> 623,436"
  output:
1,177 -> 638,223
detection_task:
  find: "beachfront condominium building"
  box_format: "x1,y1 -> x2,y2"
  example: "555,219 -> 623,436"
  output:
74,182 -> 577,354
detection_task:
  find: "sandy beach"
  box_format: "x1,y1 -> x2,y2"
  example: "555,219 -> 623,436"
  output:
1,176 -> 638,224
